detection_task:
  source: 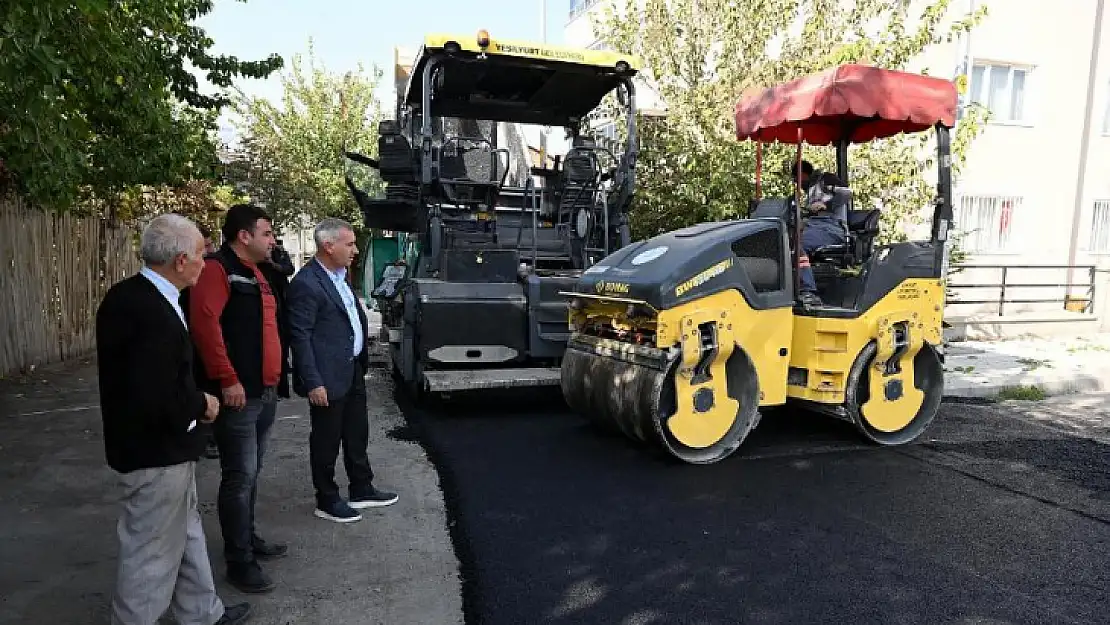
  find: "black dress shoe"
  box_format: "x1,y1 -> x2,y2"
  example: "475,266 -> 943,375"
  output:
252,535 -> 288,560
227,561 -> 275,594
214,602 -> 251,624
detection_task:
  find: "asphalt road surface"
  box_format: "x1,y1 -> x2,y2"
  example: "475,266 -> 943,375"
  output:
396,389 -> 1110,625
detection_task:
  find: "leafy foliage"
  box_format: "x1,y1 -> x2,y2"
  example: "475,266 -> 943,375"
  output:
226,42 -> 386,231
590,0 -> 989,248
0,0 -> 282,210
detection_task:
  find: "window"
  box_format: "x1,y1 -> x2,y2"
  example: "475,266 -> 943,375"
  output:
587,121 -> 622,153
1089,200 -> 1110,253
969,62 -> 1029,124
952,194 -> 1021,253
569,0 -> 600,19
592,121 -> 618,141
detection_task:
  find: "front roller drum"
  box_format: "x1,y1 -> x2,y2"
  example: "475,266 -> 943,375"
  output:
560,336 -> 762,464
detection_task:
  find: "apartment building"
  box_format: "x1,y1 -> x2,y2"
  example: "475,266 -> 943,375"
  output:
566,0 -> 1110,330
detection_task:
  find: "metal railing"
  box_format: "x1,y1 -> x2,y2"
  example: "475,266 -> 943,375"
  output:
946,264 -> 1097,316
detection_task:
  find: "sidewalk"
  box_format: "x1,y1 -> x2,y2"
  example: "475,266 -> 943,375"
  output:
943,333 -> 1110,399
0,356 -> 463,625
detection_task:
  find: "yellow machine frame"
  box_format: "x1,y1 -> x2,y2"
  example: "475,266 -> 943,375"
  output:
421,32 -> 641,71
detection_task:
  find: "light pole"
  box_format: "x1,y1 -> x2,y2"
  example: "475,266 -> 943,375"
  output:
539,0 -> 549,166
1066,0 -> 1105,304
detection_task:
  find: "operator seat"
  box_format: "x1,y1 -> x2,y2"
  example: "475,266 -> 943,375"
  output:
809,209 -> 882,268
557,136 -> 602,228
438,137 -> 508,208
377,120 -> 420,203
750,197 -> 792,221
751,198 -> 881,267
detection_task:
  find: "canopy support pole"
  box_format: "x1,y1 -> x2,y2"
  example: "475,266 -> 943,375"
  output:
932,123 -> 954,277
835,139 -> 849,183
793,128 -> 804,303
755,141 -> 763,199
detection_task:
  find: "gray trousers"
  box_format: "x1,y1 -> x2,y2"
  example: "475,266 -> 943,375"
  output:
110,461 -> 224,625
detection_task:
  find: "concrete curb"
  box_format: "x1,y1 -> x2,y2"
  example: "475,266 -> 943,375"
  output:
942,335 -> 1110,400
943,371 -> 1110,400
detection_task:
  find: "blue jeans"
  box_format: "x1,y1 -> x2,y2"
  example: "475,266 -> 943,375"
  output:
798,219 -> 844,293
213,388 -> 277,564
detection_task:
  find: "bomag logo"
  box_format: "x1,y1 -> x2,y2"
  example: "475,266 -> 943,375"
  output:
595,280 -> 630,295
674,258 -> 734,297
494,43 -> 586,63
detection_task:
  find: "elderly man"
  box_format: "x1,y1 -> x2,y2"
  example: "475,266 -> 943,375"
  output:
287,218 -> 398,523
96,214 -> 250,625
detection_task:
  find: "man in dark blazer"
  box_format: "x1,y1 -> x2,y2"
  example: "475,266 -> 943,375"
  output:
286,217 -> 398,523
96,213 -> 250,625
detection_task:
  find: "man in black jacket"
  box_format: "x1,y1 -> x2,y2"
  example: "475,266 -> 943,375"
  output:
188,204 -> 286,593
96,213 -> 250,625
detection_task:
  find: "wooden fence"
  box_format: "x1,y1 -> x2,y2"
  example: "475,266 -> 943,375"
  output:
0,194 -> 140,377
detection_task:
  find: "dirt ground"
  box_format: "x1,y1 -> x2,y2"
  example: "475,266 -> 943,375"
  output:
0,355 -> 464,625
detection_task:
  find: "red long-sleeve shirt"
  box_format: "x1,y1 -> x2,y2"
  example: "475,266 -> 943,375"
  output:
189,253 -> 282,390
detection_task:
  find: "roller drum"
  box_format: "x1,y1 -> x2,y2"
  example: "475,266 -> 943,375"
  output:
560,336 -> 678,448
560,332 -> 762,465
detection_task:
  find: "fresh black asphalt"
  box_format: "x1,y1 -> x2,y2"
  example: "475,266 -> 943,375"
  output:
394,388 -> 1110,625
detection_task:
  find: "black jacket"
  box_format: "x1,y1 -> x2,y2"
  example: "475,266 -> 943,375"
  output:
96,273 -> 208,473
183,244 -> 283,399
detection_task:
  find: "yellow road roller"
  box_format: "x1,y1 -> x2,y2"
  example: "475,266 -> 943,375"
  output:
559,64 -> 957,464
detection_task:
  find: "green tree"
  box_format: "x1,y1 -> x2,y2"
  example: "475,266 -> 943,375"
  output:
0,0 -> 282,210
227,43 -> 386,231
591,0 -> 990,246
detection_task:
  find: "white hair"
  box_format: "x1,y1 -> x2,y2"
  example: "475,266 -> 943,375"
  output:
140,214 -> 203,266
313,217 -> 354,247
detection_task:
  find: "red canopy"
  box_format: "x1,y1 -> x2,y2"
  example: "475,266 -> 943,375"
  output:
734,64 -> 958,145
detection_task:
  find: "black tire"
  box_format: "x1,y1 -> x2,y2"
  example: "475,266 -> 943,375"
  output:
407,360 -> 427,407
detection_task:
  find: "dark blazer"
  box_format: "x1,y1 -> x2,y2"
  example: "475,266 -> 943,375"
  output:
96,273 -> 208,473
286,259 -> 370,401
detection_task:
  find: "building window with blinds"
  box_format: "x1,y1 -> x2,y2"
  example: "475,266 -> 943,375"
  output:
1088,200 -> 1110,253
952,194 -> 1021,253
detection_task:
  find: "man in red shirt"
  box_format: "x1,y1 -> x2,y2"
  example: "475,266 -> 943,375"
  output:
187,203 -> 287,594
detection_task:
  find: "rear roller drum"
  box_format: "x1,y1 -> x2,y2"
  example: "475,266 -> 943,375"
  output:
845,340 -> 944,445
561,341 -> 762,464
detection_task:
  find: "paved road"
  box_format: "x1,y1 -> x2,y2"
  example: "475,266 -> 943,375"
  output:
399,389 -> 1110,625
